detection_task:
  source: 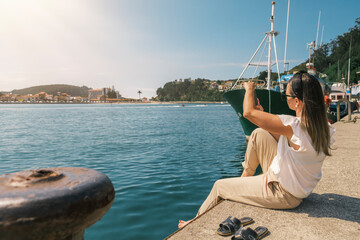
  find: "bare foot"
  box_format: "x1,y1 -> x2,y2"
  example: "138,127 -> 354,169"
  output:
178,220 -> 191,229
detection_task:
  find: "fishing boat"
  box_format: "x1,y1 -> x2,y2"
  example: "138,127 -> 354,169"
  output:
351,81 -> 360,97
328,82 -> 358,119
327,82 -> 349,120
223,1 -> 336,138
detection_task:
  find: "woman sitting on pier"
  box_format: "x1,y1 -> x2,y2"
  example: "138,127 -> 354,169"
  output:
179,71 -> 334,228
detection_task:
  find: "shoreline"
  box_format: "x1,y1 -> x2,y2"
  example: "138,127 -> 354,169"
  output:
0,101 -> 228,105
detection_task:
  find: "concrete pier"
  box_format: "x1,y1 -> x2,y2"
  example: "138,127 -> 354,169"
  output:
166,112 -> 360,240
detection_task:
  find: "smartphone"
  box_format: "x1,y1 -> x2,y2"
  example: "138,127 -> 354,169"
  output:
253,90 -> 258,106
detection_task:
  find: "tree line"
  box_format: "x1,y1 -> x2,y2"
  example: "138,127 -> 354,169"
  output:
156,78 -> 224,101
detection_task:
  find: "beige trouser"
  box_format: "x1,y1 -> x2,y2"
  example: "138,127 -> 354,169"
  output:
197,128 -> 302,216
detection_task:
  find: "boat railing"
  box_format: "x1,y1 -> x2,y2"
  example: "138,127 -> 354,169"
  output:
336,99 -> 355,123
230,79 -> 266,90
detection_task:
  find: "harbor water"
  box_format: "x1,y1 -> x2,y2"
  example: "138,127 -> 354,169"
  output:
0,103 -> 247,239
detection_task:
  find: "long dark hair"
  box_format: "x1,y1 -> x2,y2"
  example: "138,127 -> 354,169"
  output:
289,71 -> 331,156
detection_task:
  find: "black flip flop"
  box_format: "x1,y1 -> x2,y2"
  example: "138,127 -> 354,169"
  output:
216,216 -> 254,236
231,226 -> 269,240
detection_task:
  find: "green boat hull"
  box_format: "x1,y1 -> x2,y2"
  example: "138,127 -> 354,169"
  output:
224,88 -> 341,137
223,89 -> 296,137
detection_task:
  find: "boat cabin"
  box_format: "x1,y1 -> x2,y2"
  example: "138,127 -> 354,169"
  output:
329,92 -> 350,101
329,82 -> 350,101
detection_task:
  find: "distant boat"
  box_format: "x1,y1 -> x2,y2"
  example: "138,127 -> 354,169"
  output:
329,82 -> 358,119
351,81 -> 360,96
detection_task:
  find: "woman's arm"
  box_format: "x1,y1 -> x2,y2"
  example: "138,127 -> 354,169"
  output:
243,82 -> 293,139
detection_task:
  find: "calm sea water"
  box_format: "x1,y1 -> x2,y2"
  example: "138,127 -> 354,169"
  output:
0,103 -> 247,240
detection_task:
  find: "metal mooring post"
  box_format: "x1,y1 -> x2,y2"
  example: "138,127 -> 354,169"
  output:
347,99 -> 351,121
0,167 -> 115,240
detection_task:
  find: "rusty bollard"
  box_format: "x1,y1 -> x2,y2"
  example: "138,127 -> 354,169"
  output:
0,167 -> 115,240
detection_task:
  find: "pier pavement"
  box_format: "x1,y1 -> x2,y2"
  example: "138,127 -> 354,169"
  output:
166,111 -> 360,240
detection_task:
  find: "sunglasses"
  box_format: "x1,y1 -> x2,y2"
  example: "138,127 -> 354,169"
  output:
281,92 -> 296,102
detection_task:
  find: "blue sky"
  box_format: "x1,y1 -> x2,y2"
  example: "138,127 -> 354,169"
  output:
0,0 -> 359,98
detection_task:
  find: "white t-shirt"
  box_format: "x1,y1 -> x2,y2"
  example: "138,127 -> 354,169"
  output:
270,115 -> 335,199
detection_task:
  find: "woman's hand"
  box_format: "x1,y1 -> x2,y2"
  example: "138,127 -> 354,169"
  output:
244,81 -> 256,92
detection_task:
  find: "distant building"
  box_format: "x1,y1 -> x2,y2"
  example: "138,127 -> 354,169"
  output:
226,81 -> 234,87
218,85 -> 226,92
61,93 -> 71,101
32,92 -> 54,102
88,88 -> 111,100
71,96 -> 87,102
37,92 -> 47,100
21,94 -> 36,102
88,89 -> 102,100
0,94 -> 11,102
88,89 -> 99,100
210,82 -> 218,89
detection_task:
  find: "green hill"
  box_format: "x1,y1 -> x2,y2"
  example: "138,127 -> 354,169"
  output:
11,84 -> 90,97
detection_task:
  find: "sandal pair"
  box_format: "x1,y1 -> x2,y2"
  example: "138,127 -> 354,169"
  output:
216,216 -> 253,236
216,216 -> 269,239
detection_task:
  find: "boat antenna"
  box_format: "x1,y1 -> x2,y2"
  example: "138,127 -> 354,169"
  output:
337,60 -> 340,81
267,1 -> 275,89
347,34 -> 352,99
306,41 -> 315,64
315,11 -> 321,49
320,25 -> 324,48
283,0 -> 290,74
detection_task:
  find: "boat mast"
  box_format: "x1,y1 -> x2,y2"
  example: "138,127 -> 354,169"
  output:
267,2 -> 276,90
315,11 -> 321,49
320,25 -> 324,48
306,41 -> 315,74
283,0 -> 290,74
231,1 -> 279,91
307,42 -> 313,64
